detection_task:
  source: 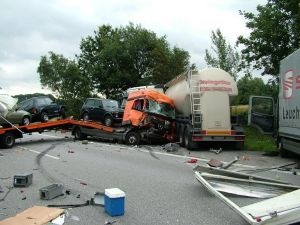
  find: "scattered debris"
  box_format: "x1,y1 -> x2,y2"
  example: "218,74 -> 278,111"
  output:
194,170 -> 300,225
277,167 -> 292,171
13,173 -> 33,187
186,158 -> 198,164
82,140 -> 88,145
242,155 -> 250,161
0,186 -> 13,202
93,192 -> 104,206
40,184 -> 64,200
48,193 -> 105,208
162,143 -> 180,152
221,156 -> 239,169
0,206 -> 64,225
104,220 -> 117,225
207,158 -> 223,168
194,165 -> 300,198
51,213 -> 65,225
238,162 -> 297,173
209,148 -> 222,154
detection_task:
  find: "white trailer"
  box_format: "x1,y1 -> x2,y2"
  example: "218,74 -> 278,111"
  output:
165,68 -> 245,150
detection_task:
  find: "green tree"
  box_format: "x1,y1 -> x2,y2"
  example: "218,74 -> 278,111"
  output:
238,0 -> 300,78
205,29 -> 240,80
78,23 -> 190,98
37,52 -> 91,116
233,75 -> 278,105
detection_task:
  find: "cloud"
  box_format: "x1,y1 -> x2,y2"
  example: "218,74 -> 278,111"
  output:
0,0 -> 266,95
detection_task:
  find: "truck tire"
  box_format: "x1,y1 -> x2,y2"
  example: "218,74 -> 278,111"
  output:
184,127 -> 198,150
0,132 -> 15,148
74,127 -> 87,140
125,131 -> 141,145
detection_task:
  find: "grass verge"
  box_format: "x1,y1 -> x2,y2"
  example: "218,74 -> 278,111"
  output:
243,125 -> 277,152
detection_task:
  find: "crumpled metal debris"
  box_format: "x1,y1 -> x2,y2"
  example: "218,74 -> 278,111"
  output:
221,156 -> 239,169
162,143 -> 180,152
209,148 -> 222,154
207,158 -> 223,168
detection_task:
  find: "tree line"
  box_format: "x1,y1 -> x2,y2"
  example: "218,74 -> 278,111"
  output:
37,0 -> 300,116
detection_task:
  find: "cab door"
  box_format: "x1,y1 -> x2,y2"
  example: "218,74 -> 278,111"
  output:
248,96 -> 275,134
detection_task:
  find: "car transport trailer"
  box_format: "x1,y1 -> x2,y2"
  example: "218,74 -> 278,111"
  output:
0,119 -> 127,149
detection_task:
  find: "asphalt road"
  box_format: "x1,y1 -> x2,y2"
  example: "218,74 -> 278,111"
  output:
0,132 -> 299,225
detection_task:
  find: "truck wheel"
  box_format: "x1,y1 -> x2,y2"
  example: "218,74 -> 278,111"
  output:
184,127 -> 198,150
74,127 -> 87,140
104,116 -> 113,127
0,132 -> 15,148
40,112 -> 49,122
125,132 -> 140,145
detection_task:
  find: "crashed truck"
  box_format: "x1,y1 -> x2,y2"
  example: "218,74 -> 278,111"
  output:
164,68 -> 245,149
249,48 -> 300,156
73,89 -> 176,145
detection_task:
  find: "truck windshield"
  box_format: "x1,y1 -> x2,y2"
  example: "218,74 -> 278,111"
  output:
146,99 -> 175,119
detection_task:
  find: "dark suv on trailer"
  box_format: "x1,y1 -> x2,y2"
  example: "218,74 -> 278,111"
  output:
80,98 -> 123,126
17,96 -> 66,122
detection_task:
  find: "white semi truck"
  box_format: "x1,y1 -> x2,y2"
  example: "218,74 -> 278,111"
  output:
248,48 -> 300,156
165,68 -> 245,149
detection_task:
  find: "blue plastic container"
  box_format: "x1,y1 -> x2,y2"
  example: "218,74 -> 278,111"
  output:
104,188 -> 125,216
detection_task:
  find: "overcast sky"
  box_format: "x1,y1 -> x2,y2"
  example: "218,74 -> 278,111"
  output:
0,0 -> 266,96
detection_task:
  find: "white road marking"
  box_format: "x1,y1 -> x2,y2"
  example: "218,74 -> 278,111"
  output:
17,146 -> 59,160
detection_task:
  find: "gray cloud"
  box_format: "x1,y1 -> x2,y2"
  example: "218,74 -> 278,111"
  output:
0,0 -> 266,95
